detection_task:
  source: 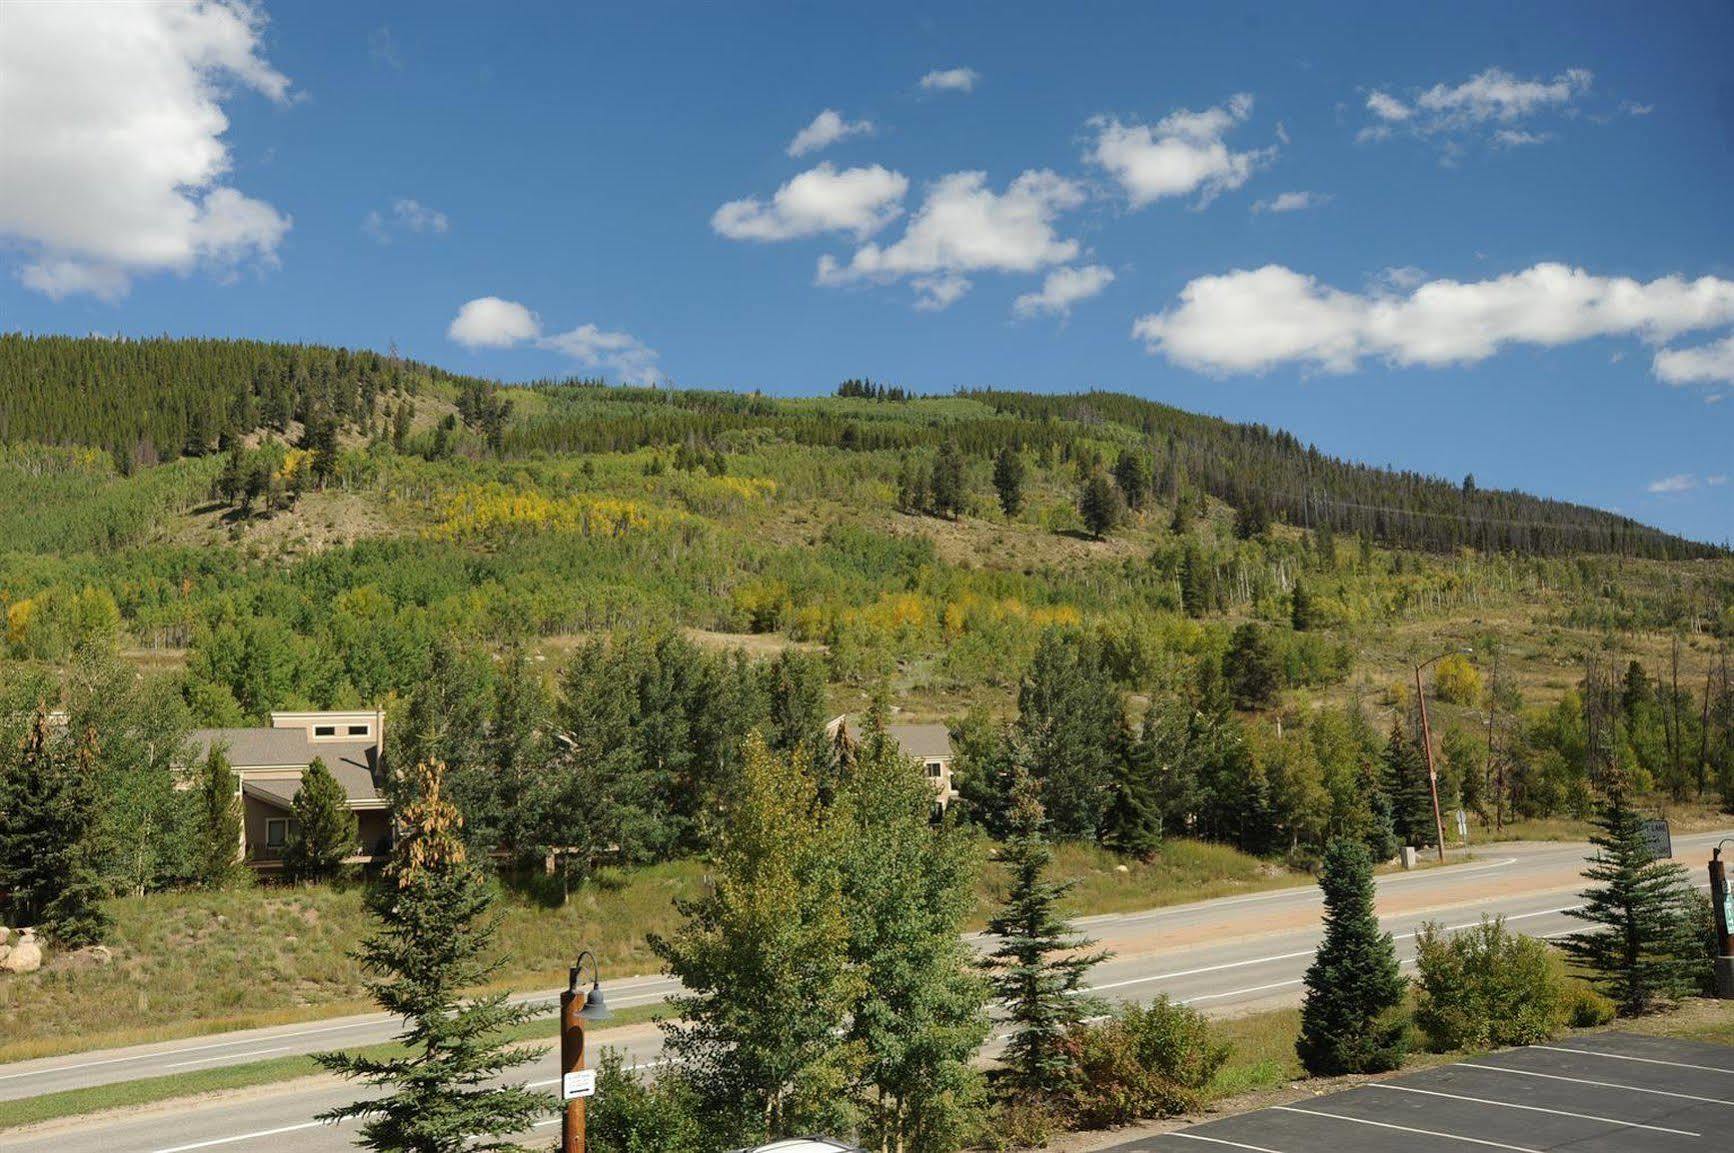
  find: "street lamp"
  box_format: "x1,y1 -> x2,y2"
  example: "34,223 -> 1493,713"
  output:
561,949 -> 612,1153
1414,647 -> 1471,863
1712,842 -> 1734,999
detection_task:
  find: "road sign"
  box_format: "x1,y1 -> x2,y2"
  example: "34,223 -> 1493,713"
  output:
562,1069 -> 596,1101
1641,819 -> 1672,861
1455,809 -> 1468,840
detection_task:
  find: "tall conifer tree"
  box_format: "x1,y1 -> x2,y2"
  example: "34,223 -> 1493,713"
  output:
1296,837 -> 1408,1074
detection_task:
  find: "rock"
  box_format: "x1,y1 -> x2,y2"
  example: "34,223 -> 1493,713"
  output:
1114,864 -> 1131,874
1,928 -> 42,975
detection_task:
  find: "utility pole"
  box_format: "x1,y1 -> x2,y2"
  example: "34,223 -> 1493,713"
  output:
1415,649 -> 1467,863
1485,646 -> 1503,831
1711,844 -> 1733,999
561,950 -> 611,1153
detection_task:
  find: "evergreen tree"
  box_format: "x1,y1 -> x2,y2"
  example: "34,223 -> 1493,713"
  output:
1111,449 -> 1152,512
1232,495 -> 1272,540
651,734 -> 858,1146
992,444 -> 1026,519
1178,542 -> 1211,618
0,710 -> 109,945
285,757 -> 358,882
982,769 -> 1107,1098
1103,716 -> 1162,860
1382,719 -> 1437,848
1560,784 -> 1706,1015
192,743 -> 245,887
1015,630 -> 1120,839
1222,623 -> 1280,710
1296,837 -> 1408,1074
1363,784 -> 1401,862
316,761 -> 552,1151
838,720 -> 990,1153
1078,470 -> 1125,539
929,439 -> 968,519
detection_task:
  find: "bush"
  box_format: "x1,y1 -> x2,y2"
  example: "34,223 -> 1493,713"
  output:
587,1048 -> 706,1153
1564,980 -> 1617,1028
1432,654 -> 1481,706
972,1099 -> 1060,1151
1413,917 -> 1567,1051
1064,997 -> 1230,1128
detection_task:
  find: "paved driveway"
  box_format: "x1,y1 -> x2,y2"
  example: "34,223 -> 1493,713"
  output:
1113,1032 -> 1734,1153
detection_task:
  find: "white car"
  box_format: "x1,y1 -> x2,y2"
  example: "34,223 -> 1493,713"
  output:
734,1140 -> 862,1153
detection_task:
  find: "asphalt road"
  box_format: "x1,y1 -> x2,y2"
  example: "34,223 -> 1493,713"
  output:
2,828 -> 1727,1153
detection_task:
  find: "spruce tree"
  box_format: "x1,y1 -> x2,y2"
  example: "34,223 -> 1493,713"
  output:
285,757 -> 358,882
1296,837 -> 1408,1075
1382,719 -> 1436,848
1222,624 -> 1280,710
1560,784 -> 1705,1015
1078,470 -> 1125,539
1290,577 -> 1316,631
1103,717 -> 1162,861
930,439 -> 968,519
982,769 -> 1107,1099
1111,449 -> 1152,511
992,444 -> 1026,519
317,761 -> 552,1151
192,743 -> 245,887
0,709 -> 109,945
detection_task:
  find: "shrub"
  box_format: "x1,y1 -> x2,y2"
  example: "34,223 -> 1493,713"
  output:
1413,917 -> 1567,1051
1433,654 -> 1481,705
1064,997 -> 1230,1128
1564,980 -> 1617,1028
972,1099 -> 1059,1151
587,1048 -> 706,1153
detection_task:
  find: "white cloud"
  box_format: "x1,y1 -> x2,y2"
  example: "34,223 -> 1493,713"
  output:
1358,67 -> 1594,152
1708,474 -> 1729,486
1014,265 -> 1115,319
913,274 -> 973,312
919,67 -> 979,94
446,298 -> 661,382
1653,334 -> 1734,387
1366,90 -> 1413,122
817,169 -> 1085,308
1648,474 -> 1698,494
712,163 -> 907,242
449,297 -> 541,349
788,109 -> 874,157
1088,94 -> 1273,208
0,0 -> 293,300
1253,190 -> 1330,214
1132,263 -> 1734,377
538,324 -> 661,383
364,198 -> 449,243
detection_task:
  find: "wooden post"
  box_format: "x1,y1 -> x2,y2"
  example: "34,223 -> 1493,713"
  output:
561,986 -> 586,1153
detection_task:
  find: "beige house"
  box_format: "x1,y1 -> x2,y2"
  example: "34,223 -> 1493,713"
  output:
826,715 -> 958,809
186,709 -> 389,871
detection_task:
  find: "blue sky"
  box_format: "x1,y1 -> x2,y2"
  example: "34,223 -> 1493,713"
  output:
2,0 -> 1731,542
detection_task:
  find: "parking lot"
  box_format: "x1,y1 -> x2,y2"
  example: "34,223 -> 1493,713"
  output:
1116,1032 -> 1734,1153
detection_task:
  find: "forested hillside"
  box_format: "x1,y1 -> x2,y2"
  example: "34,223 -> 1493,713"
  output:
0,335 -> 1718,559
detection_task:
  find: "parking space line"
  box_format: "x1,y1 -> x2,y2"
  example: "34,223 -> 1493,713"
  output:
1528,1044 -> 1732,1075
1455,1063 -> 1734,1106
1366,1082 -> 1700,1136
1170,1134 -> 1291,1152
1271,1104 -> 1544,1151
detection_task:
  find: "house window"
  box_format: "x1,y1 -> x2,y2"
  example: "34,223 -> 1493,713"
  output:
266,818 -> 291,848
314,725 -> 337,737
925,761 -> 944,779
347,724 -> 369,737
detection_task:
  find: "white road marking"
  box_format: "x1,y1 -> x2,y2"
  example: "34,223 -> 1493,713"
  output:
1271,1104 -> 1545,1151
150,1120 -> 325,1152
1528,1043 -> 1733,1075
1365,1082 -> 1700,1136
1170,1133 -> 1291,1152
161,1046 -> 292,1071
1455,1063 -> 1734,1106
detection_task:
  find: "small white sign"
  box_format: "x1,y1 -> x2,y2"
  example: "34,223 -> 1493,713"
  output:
562,1069 -> 596,1101
1455,809 -> 1468,839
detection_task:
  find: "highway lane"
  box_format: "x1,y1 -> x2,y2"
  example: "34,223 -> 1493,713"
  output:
2,829 -> 1726,1153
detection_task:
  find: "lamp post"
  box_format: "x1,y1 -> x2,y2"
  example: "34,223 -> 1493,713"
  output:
1712,842 -> 1734,999
1414,648 -> 1470,863
561,950 -> 611,1153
